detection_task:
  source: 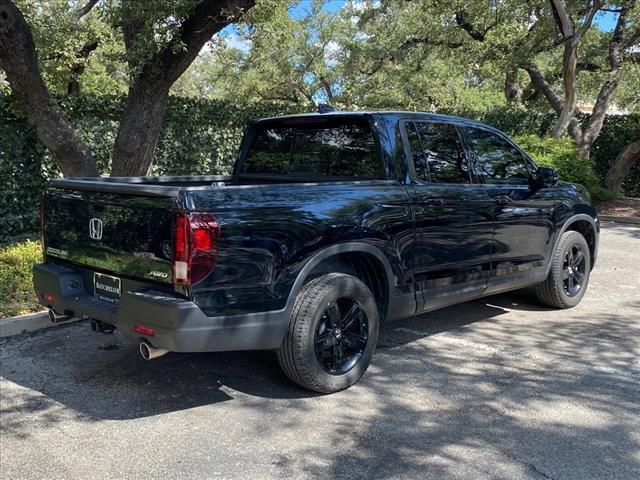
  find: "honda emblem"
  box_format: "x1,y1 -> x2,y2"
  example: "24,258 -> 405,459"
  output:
89,218 -> 103,240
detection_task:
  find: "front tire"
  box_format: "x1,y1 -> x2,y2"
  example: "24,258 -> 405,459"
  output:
277,273 -> 379,393
536,230 -> 591,309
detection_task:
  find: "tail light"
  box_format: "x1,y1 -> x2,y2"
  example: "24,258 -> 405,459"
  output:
172,212 -> 220,285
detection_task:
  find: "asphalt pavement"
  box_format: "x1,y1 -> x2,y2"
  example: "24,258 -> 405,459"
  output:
1,222 -> 639,479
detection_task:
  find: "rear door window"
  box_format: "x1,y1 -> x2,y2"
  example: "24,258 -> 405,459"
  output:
465,127 -> 531,185
242,120 -> 381,178
405,121 -> 471,184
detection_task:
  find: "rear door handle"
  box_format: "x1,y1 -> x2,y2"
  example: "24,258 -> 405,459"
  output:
492,195 -> 512,205
423,197 -> 446,206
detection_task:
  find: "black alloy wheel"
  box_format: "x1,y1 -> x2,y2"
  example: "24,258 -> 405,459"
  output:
563,244 -> 587,297
314,299 -> 369,375
536,230 -> 591,309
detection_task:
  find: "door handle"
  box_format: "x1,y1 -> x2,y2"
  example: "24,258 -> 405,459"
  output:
492,195 -> 512,205
423,197 -> 446,206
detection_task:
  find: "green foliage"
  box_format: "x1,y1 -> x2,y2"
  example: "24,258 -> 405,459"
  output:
171,0 -> 640,116
15,0 -> 128,96
513,134 -> 615,202
0,99 -> 51,242
0,239 -> 42,318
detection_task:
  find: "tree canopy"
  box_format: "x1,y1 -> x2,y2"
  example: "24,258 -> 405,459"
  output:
173,0 -> 639,117
1,0 -> 638,180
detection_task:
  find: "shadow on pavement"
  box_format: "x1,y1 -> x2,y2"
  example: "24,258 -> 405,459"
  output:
0,293 -> 517,422
1,290 -> 639,477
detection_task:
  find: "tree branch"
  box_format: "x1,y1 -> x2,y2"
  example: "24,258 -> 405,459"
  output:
454,10 -> 495,42
73,0 -> 99,22
575,0 -> 601,41
357,34 -> 464,77
550,0 -> 575,39
319,75 -> 333,101
523,64 -> 564,113
581,1 -> 635,155
548,0 -> 601,137
111,0 -> 256,176
605,140 -> 640,191
67,39 -> 99,94
159,0 -> 255,86
523,63 -> 583,142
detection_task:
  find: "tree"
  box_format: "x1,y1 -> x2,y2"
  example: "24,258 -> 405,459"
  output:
450,0 -> 640,157
12,0 -> 124,97
180,1 -> 507,111
334,1 -> 505,111
605,139 -> 640,191
544,0 -> 639,158
0,0 -> 257,177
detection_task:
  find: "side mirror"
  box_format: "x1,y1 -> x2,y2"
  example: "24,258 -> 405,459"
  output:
535,166 -> 558,189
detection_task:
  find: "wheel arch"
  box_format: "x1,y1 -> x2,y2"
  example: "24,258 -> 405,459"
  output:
555,214 -> 599,270
286,243 -> 395,321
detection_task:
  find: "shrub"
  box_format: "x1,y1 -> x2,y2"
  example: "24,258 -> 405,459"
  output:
0,239 -> 42,318
513,134 -> 616,202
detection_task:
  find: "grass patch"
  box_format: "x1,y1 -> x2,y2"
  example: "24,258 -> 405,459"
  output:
0,239 -> 42,318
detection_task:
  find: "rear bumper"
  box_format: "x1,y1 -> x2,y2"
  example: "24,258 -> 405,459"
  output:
33,262 -> 289,352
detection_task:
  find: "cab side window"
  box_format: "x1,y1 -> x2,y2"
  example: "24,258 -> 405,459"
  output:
406,123 -> 428,180
465,127 -> 531,185
406,121 -> 470,184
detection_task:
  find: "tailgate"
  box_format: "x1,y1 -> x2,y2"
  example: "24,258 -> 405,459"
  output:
43,187 -> 176,284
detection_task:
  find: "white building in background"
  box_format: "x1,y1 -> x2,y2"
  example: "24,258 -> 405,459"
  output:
576,101 -> 630,116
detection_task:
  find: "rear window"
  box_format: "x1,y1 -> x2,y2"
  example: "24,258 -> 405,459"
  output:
240,119 -> 381,178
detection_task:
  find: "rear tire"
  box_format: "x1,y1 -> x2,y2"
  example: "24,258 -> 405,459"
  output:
277,273 -> 379,393
536,230 -> 591,309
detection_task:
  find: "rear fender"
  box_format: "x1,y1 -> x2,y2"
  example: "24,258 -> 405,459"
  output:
285,242 -> 395,316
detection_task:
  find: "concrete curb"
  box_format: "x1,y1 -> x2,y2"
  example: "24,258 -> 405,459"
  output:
598,215 -> 640,225
0,311 -> 79,338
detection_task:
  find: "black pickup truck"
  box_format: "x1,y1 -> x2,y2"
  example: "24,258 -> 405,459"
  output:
34,111 -> 599,393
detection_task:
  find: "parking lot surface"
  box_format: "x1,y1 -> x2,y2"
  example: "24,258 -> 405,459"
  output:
1,222 -> 639,479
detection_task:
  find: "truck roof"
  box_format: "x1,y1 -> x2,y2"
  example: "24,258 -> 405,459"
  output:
253,110 -> 487,128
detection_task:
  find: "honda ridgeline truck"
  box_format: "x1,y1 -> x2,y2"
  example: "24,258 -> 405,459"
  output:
34,111 -> 599,393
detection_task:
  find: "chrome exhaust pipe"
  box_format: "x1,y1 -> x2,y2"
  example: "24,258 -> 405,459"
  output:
139,340 -> 169,360
48,309 -> 72,323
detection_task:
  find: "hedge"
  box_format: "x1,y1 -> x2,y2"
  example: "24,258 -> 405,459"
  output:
1,95 -> 638,243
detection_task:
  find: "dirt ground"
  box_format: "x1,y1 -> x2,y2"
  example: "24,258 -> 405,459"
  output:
598,196 -> 640,218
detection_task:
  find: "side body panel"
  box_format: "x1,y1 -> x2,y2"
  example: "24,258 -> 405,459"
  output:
456,125 -> 557,294
183,181 -> 416,317
410,183 -> 494,310
550,181 -> 600,266
397,118 -> 494,310
482,184 -> 556,294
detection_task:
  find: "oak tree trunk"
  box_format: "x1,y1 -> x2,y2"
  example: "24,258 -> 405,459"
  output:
110,79 -> 169,177
110,0 -> 255,177
0,0 -> 98,177
504,68 -> 521,104
551,43 -> 579,138
604,140 -> 640,192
